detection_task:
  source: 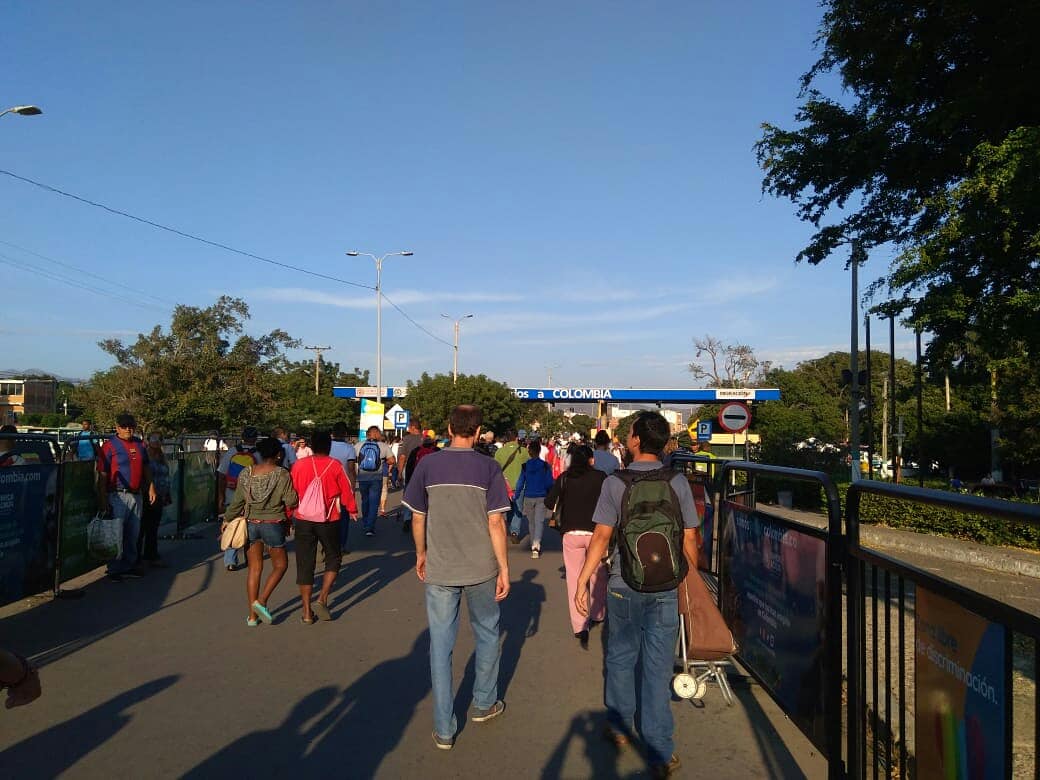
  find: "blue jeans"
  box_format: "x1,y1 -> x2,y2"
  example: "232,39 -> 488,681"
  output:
107,491 -> 142,574
508,498 -> 526,536
358,478 -> 381,532
605,585 -> 679,764
425,577 -> 501,740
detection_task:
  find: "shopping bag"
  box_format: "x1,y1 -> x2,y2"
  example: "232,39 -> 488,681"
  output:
220,516 -> 247,550
87,513 -> 123,561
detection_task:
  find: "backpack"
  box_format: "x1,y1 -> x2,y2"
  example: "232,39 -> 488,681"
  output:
358,440 -> 381,473
226,445 -> 258,490
297,459 -> 335,521
613,468 -> 688,592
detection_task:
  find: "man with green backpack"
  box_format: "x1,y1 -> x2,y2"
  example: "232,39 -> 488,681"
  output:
574,411 -> 701,779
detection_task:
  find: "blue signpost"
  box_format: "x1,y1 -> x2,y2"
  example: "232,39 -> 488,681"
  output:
697,421 -> 713,442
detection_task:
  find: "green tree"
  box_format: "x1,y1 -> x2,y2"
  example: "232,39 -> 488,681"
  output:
612,413 -> 640,445
78,296 -> 299,432
403,373 -> 522,436
756,1 -> 1040,404
265,359 -> 369,432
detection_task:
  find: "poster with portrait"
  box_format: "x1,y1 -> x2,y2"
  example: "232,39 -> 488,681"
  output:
721,504 -> 828,749
915,589 -> 1006,779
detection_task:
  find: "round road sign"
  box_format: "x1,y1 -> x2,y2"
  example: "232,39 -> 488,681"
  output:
717,401 -> 751,433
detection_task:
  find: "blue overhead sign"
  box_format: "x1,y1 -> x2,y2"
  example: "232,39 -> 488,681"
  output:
510,388 -> 781,403
333,386 -> 781,403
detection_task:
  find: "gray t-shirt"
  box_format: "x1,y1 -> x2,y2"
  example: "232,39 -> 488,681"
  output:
591,460 -> 700,590
402,447 -> 511,586
357,440 -> 391,481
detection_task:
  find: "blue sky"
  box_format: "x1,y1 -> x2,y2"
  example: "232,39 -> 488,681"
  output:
1,2 -> 918,389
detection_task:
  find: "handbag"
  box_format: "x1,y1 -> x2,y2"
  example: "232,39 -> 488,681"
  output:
88,512 -> 123,561
220,467 -> 252,550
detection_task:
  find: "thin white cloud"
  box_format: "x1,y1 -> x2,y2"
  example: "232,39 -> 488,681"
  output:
243,287 -> 524,309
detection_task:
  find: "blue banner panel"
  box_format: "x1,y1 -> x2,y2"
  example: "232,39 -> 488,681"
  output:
0,464 -> 59,606
721,503 -> 827,750
332,386 -> 782,403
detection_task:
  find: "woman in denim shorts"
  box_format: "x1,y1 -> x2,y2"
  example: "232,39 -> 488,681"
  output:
225,437 -> 299,626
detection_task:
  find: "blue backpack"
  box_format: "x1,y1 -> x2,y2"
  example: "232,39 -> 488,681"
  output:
359,440 -> 381,472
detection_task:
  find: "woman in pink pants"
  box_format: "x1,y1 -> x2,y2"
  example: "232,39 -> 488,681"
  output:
544,444 -> 608,649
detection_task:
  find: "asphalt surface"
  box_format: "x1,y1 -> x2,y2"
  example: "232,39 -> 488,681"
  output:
0,490 -> 827,780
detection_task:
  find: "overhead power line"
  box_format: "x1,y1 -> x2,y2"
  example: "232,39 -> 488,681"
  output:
380,293 -> 453,347
0,169 -> 450,347
0,238 -> 176,306
0,168 -> 375,291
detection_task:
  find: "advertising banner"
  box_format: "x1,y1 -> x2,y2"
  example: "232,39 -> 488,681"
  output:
0,464 -> 59,606
915,589 -> 1006,779
359,399 -> 385,440
721,504 -> 828,749
181,452 -> 216,528
58,460 -> 99,582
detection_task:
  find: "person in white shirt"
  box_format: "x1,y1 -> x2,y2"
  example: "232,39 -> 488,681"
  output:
272,426 -> 297,468
330,421 -> 358,553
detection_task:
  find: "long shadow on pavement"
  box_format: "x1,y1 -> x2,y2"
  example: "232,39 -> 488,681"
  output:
184,632 -> 432,778
0,675 -> 179,776
0,538 -> 216,668
541,710 -> 625,780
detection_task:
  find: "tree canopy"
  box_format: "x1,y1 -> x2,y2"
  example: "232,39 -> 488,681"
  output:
756,1 -> 1040,365
402,373 -> 522,437
74,297 -> 367,434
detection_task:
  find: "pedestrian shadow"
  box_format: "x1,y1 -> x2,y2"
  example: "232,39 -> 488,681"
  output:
270,549 -> 414,622
0,675 -> 179,777
328,550 -> 414,618
301,631 -> 432,776
455,568 -> 544,722
540,710 -> 626,780
726,675 -> 808,778
182,685 -> 340,779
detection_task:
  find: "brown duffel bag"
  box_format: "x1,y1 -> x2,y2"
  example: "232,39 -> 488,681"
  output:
676,549 -> 737,662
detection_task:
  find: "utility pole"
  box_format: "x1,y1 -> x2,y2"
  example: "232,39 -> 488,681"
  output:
546,363 -> 561,414
848,247 -> 862,482
304,346 -> 331,396
441,314 -> 474,385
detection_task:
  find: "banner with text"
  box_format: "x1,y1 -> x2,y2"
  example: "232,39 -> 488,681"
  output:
915,589 -> 1006,779
359,399 -> 385,440
721,504 -> 828,749
0,464 -> 59,606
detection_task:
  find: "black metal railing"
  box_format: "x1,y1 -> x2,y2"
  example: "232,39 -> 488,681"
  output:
845,481 -> 1040,779
719,462 -> 846,779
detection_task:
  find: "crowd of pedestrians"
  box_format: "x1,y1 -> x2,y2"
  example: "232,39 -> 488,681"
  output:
39,406 -> 700,777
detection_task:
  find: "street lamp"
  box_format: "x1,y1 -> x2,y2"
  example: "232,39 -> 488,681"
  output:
0,105 -> 42,119
346,250 -> 414,407
441,314 -> 474,385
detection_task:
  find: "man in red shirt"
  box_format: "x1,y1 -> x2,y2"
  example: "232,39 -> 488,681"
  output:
290,431 -> 358,623
97,413 -> 157,581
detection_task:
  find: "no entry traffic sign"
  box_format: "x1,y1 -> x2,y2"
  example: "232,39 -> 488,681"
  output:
717,401 -> 751,433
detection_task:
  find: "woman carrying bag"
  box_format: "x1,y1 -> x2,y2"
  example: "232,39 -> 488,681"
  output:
224,437 -> 299,627
544,444 -> 607,649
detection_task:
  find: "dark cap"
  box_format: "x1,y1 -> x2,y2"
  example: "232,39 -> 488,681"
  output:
241,426 -> 259,440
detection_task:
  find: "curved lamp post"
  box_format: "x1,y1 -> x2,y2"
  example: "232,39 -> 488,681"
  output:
0,105 -> 42,119
442,314 -> 474,384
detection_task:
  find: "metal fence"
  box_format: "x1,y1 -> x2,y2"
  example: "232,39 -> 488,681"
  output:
0,432 -> 219,607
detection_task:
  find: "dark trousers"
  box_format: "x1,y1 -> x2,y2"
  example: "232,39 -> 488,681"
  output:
294,519 -> 342,585
139,498 -> 162,561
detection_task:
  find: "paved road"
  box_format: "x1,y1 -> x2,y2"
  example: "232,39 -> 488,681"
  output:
0,491 -> 826,779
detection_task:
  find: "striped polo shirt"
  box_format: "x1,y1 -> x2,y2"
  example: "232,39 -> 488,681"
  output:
402,447 -> 511,586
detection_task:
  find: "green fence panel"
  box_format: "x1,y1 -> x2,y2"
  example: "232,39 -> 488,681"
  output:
160,457 -> 181,534
181,452 -> 216,528
58,460 -> 97,583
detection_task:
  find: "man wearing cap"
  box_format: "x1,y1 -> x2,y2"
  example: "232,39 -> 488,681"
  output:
218,427 -> 262,570
494,429 -> 529,544
97,413 -> 157,581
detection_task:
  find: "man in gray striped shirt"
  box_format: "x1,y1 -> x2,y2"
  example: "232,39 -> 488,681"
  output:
402,404 -> 512,751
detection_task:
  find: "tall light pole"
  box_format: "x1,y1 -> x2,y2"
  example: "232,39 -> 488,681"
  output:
0,105 -> 42,119
441,314 -> 473,385
346,250 -> 414,407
